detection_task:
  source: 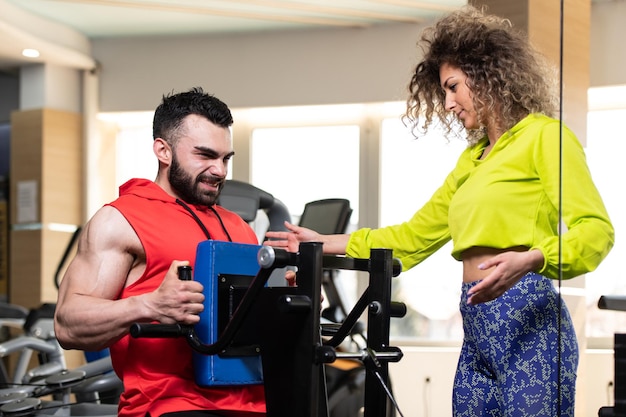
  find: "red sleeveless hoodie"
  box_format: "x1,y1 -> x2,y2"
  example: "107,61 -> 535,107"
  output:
108,179 -> 265,417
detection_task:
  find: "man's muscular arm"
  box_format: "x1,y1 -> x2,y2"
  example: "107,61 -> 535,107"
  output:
54,206 -> 205,351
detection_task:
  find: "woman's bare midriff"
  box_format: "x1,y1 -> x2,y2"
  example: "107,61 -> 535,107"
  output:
461,246 -> 529,283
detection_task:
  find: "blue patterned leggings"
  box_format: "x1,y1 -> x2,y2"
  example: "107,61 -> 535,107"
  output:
453,273 -> 578,417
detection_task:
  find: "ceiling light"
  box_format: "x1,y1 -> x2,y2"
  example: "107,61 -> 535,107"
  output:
22,49 -> 40,58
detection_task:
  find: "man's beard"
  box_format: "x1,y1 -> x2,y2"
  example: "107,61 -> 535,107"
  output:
169,154 -> 223,206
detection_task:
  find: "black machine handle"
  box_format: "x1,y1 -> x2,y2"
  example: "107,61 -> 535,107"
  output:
598,295 -> 626,312
130,323 -> 188,338
322,255 -> 402,277
178,265 -> 192,281
257,245 -> 298,269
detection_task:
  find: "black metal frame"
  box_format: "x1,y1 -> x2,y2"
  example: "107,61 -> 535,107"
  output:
598,296 -> 626,417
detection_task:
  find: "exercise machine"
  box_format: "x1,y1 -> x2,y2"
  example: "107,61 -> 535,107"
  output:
598,295 -> 626,417
0,357 -> 119,417
132,241 -> 407,417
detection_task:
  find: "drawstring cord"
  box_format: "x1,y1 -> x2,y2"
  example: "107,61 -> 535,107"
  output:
175,198 -> 233,242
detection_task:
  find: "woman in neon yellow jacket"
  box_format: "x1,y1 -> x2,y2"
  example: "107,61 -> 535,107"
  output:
266,6 -> 614,417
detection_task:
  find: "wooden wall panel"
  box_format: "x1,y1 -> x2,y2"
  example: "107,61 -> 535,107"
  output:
528,0 -> 590,140
471,0 -> 590,139
471,0 -> 529,30
9,110 -> 43,225
8,229 -> 42,309
9,108 -> 83,309
41,109 -> 83,225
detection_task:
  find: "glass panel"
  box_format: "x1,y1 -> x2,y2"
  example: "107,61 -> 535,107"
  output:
115,124 -> 155,187
380,118 -> 466,340
251,125 -> 360,310
251,125 -> 360,224
585,106 -> 626,337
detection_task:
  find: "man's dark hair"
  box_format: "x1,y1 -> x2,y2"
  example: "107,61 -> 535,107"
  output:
153,87 -> 233,144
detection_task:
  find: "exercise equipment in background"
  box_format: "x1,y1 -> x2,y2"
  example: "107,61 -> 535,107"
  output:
598,295 -> 626,417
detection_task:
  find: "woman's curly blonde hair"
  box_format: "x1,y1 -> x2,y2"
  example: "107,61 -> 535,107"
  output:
404,5 -> 559,145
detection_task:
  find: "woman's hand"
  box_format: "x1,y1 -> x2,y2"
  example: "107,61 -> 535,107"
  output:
264,221 -> 320,252
466,249 -> 544,304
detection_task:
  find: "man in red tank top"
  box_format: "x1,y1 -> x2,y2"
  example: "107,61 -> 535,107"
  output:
54,88 -> 266,417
